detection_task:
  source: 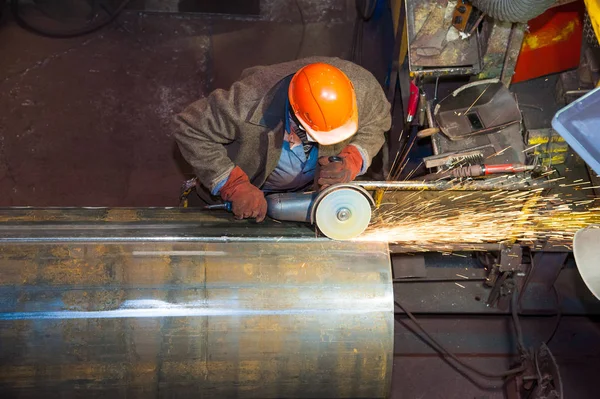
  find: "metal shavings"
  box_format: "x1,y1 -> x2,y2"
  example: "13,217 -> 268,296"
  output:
486,146 -> 511,159
560,181 -> 591,187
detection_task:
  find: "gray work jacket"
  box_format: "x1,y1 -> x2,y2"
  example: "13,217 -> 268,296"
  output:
175,56 -> 391,202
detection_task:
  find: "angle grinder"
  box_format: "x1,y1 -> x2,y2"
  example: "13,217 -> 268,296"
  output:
265,183 -> 374,240
204,157 -> 375,240
266,155 -> 373,240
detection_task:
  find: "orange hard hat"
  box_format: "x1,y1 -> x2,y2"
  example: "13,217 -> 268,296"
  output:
288,63 -> 358,146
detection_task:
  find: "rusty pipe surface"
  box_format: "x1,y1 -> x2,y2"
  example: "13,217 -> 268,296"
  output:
0,209 -> 393,398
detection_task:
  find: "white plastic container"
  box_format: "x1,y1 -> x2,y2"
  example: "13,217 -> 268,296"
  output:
574,225 -> 600,300
552,86 -> 600,175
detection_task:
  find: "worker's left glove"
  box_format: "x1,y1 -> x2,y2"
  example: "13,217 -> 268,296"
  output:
318,145 -> 363,188
220,166 -> 268,222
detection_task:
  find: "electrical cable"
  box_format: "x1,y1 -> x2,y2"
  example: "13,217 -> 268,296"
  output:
519,247 -> 563,346
512,286 -> 527,354
356,0 -> 377,21
351,0 -> 377,64
356,16 -> 363,64
294,0 -> 306,60
351,15 -> 363,63
10,0 -> 131,38
350,14 -> 360,61
544,285 -> 562,346
394,296 -> 527,379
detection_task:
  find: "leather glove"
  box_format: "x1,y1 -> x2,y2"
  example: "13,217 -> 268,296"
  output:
220,166 -> 267,222
318,145 -> 363,188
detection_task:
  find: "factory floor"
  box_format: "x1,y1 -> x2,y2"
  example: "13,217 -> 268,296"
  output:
0,4 -> 390,206
1,5 -> 600,399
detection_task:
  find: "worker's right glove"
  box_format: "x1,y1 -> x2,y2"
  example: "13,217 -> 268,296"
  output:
318,145 -> 364,188
219,166 -> 267,222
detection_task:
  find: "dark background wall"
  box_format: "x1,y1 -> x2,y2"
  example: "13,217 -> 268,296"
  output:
0,0 -> 393,206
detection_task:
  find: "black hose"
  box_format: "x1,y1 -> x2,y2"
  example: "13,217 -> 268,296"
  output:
544,285 -> 562,346
350,0 -> 378,64
10,0 -> 132,38
395,297 -> 527,379
511,287 -> 526,354
471,0 -> 555,23
356,0 -> 377,21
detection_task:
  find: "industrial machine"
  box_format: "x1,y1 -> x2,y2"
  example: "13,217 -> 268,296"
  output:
265,184 -> 375,240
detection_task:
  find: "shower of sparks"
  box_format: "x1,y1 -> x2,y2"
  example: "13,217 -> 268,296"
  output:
464,84 -> 491,115
358,181 -> 600,251
522,143 -> 543,152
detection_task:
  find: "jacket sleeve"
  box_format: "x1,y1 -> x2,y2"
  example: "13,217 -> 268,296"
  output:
174,82 -> 247,193
349,83 -> 391,170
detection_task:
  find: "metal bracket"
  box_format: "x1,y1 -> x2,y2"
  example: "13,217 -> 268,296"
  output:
499,245 -> 524,273
486,245 -> 524,308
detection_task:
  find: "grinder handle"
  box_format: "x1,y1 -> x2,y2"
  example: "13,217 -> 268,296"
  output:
204,202 -> 233,212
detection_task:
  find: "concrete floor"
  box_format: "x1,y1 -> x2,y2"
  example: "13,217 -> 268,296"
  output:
0,3 -> 390,206
1,12 -> 206,206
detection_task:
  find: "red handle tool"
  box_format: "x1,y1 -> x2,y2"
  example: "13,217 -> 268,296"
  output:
483,164 -> 532,175
406,81 -> 419,123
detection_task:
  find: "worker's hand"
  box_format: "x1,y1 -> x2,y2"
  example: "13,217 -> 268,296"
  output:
318,145 -> 363,189
220,166 -> 267,222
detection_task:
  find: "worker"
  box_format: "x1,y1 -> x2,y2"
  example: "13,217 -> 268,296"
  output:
175,57 -> 391,222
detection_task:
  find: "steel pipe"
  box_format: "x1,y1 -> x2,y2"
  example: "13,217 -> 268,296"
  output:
0,215 -> 394,398
356,179 -> 547,191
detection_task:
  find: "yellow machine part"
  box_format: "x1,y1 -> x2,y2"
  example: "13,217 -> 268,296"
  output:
585,0 -> 600,43
390,0 -> 409,63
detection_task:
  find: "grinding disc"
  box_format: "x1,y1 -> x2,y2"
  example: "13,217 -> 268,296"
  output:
314,187 -> 372,240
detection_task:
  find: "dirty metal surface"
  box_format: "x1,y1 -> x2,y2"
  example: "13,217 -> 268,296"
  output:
408,0 -> 480,69
128,0 -> 261,16
434,81 -> 522,140
478,18 -> 513,80
502,23 -> 526,86
0,206 -> 534,254
0,207 -> 321,242
0,225 -> 393,397
432,124 -> 526,165
128,0 -> 353,22
394,258 -> 600,315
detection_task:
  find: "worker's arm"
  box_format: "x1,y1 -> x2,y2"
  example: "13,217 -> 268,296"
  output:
349,83 -> 392,174
175,82 -> 267,221
175,84 -> 243,194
